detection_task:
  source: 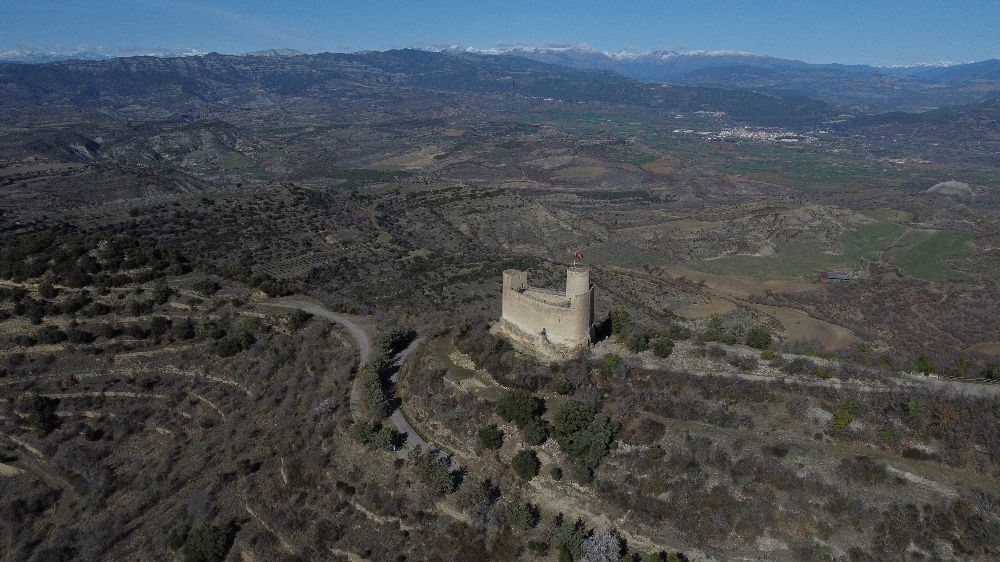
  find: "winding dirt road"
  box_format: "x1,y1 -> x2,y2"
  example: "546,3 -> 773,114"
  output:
260,298 -> 440,460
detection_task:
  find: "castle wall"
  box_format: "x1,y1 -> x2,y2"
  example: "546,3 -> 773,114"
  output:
500,268 -> 593,350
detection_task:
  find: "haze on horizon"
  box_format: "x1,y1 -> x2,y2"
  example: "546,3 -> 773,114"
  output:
3,0 -> 1000,67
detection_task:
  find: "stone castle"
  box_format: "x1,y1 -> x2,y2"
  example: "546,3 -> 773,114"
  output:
497,267 -> 595,358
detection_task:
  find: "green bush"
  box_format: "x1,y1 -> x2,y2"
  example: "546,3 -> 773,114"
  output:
36,326 -> 67,344
412,449 -> 456,495
665,324 -> 691,340
216,331 -> 254,357
478,424 -> 504,450
150,316 -> 171,338
496,389 -> 544,428
173,318 -> 196,340
552,400 -> 620,472
151,282 -> 173,305
37,281 -> 58,299
609,308 -> 631,334
554,376 -> 574,395
914,355 -> 935,375
702,316 -> 727,342
288,309 -> 312,331
651,337 -> 674,358
66,327 -> 95,344
28,396 -> 60,435
521,418 -> 550,445
619,329 -> 649,353
553,517 -> 587,560
193,278 -> 221,296
511,449 -> 540,480
601,353 -> 623,376
182,521 -> 237,562
744,326 -> 772,349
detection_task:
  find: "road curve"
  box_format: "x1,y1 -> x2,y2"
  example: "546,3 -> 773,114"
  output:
260,299 -> 448,463
264,298 -> 372,364
260,298 -> 372,421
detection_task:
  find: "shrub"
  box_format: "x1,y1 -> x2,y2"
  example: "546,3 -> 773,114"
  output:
511,449 -> 540,480
216,333 -> 253,357
509,501 -> 540,529
981,364 -> 1000,381
28,396 -> 60,435
619,329 -> 649,353
150,316 -> 172,338
600,354 -> 624,376
362,368 -> 390,419
705,345 -> 726,359
702,316 -> 727,342
914,355 -> 935,375
151,282 -> 173,305
288,309 -> 312,331
376,326 -> 413,354
193,278 -> 220,296
665,324 -> 691,340
571,461 -> 594,483
127,299 -> 153,316
478,424 -> 504,450
550,466 -> 563,480
496,389 -> 544,428
554,517 -> 588,560
836,456 -> 887,485
609,308 -> 631,334
36,326 -> 67,345
651,337 -> 674,358
412,450 -> 456,495
744,326 -> 772,349
760,348 -> 778,361
456,478 -> 500,520
173,318 -> 196,340
182,521 -> 237,562
728,354 -> 758,371
554,376 -> 574,395
66,328 -> 95,344
832,401 -> 858,430
37,281 -> 58,299
783,357 -> 816,375
552,400 -> 619,472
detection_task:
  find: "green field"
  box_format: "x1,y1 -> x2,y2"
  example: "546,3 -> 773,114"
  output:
889,230 -> 973,281
691,222 -> 904,279
585,238 -> 673,269
219,152 -> 266,178
689,221 -> 981,282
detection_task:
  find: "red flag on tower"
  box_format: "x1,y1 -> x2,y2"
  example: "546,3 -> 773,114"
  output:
576,251 -> 584,260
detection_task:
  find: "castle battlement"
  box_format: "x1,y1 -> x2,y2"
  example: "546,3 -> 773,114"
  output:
498,267 -> 594,357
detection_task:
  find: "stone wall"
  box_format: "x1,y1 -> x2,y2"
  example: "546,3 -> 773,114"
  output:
500,268 -> 593,352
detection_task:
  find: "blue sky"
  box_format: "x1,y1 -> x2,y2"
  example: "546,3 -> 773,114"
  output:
3,0 -> 999,65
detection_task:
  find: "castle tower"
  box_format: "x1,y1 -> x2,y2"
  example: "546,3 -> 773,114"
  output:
498,267 -> 594,358
565,266 -> 590,298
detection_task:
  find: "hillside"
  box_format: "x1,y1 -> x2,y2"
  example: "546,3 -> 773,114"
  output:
496,48 -> 1000,111
0,49 -> 834,127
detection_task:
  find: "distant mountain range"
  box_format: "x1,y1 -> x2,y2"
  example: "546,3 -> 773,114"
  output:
0,47 -> 208,64
0,49 -> 834,127
3,45 -> 997,115
446,47 -> 1000,111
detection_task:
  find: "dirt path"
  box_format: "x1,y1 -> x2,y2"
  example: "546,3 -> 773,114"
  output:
388,338 -> 449,462
259,298 -> 373,421
260,298 -> 442,463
